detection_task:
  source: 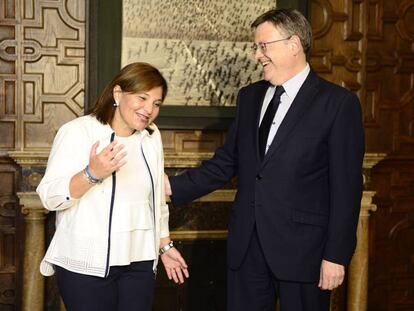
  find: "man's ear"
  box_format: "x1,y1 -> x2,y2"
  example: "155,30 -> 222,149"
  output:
289,35 -> 302,56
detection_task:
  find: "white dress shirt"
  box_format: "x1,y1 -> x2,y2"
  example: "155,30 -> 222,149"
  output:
259,64 -> 311,154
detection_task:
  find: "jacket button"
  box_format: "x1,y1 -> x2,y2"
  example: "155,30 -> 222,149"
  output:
256,174 -> 262,180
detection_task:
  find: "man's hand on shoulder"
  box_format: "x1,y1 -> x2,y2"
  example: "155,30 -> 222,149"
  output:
318,259 -> 345,290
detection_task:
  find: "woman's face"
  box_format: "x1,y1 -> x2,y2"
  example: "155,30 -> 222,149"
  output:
113,85 -> 163,135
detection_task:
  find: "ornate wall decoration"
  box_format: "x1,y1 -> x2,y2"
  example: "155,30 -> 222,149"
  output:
370,160 -> 414,310
0,0 -> 85,309
0,158 -> 20,310
310,0 -> 414,310
0,0 -> 85,153
121,0 -> 276,107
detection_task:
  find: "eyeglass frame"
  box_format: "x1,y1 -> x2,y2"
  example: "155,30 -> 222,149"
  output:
251,36 -> 292,53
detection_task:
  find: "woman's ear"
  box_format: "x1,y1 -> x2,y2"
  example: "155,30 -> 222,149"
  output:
113,85 -> 122,105
112,85 -> 122,100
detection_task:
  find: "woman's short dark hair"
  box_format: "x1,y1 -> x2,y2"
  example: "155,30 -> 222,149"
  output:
251,8 -> 312,57
89,62 -> 168,125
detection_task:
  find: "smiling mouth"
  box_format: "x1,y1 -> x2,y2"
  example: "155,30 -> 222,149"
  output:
260,57 -> 272,67
137,113 -> 150,122
261,61 -> 273,70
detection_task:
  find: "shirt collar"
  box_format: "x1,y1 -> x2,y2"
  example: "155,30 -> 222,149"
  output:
279,63 -> 310,100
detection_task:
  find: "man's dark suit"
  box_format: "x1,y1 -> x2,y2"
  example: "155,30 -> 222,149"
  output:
170,69 -> 365,284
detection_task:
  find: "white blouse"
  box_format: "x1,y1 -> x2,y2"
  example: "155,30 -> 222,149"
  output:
109,132 -> 157,266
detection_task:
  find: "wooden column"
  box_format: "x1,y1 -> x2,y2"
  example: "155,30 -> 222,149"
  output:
18,192 -> 48,311
347,191 -> 377,311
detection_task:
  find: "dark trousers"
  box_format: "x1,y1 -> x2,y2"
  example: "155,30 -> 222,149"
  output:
227,228 -> 330,311
56,260 -> 155,311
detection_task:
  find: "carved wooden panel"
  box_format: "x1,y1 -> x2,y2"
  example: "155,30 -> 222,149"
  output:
161,130 -> 225,153
365,1 -> 414,310
0,0 -> 85,154
362,0 -> 414,154
310,0 -> 362,92
0,0 -> 85,310
370,159 -> 414,311
0,158 -> 20,311
310,0 -> 414,310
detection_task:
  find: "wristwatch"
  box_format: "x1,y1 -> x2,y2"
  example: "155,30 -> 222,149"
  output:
159,241 -> 174,255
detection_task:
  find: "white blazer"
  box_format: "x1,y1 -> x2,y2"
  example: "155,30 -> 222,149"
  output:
37,115 -> 169,277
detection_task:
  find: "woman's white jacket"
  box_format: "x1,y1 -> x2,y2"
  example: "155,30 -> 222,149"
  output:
37,115 -> 169,277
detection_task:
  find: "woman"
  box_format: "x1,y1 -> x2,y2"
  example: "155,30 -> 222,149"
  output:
37,62 -> 189,311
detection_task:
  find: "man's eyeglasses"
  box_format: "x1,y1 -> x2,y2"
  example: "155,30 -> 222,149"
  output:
251,36 -> 292,53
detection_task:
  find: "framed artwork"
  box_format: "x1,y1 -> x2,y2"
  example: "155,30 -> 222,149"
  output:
87,0 -> 310,129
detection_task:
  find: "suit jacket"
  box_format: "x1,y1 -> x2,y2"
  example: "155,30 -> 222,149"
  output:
170,70 -> 365,283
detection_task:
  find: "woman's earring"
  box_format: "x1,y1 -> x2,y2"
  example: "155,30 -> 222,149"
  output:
113,100 -> 119,107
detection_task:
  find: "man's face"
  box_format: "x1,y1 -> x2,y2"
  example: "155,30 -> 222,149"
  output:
254,22 -> 293,86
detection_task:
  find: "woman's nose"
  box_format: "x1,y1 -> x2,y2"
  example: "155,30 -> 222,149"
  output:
143,100 -> 153,114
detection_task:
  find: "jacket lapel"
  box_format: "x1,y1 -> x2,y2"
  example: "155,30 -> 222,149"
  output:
261,70 -> 320,168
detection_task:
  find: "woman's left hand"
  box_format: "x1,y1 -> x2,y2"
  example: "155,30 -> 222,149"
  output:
160,247 -> 189,284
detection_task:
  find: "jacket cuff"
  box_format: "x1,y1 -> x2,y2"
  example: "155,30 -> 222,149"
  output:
37,177 -> 79,211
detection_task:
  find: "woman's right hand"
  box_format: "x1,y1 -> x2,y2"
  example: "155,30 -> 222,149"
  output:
69,140 -> 126,199
88,140 -> 127,180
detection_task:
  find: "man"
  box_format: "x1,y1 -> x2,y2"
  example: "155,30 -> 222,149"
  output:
166,8 -> 364,311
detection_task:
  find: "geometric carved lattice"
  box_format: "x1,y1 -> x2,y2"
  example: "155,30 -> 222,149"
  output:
0,0 -> 85,153
0,1 -> 85,310
366,0 -> 414,309
310,1 -> 414,310
311,0 -> 414,155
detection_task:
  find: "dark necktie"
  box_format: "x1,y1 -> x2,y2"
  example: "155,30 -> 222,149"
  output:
259,85 -> 285,160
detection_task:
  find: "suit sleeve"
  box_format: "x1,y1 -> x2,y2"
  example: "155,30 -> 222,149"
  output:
323,92 -> 365,265
169,90 -> 243,206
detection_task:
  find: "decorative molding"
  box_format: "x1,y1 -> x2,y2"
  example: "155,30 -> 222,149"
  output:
311,49 -> 333,72
171,230 -> 228,240
344,0 -> 363,41
8,149 -> 386,172
165,152 -> 213,168
311,0 -> 334,39
367,0 -> 383,40
7,150 -> 387,171
396,0 -> 414,41
363,153 -> 387,169
8,150 -> 49,167
17,191 -> 48,215
166,189 -> 235,203
395,53 -> 414,74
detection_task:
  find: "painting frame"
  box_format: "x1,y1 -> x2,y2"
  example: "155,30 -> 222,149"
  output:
86,0 -> 311,130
